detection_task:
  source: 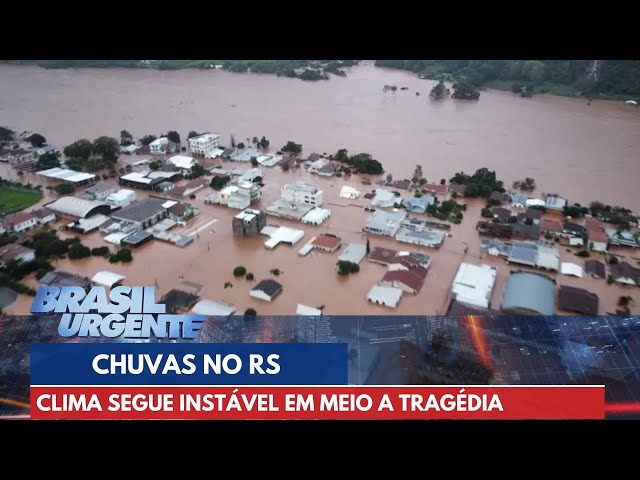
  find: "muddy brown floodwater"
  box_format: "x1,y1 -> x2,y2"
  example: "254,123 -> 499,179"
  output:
1,62 -> 639,316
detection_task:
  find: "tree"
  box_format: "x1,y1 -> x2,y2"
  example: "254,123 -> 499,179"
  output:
188,131 -> 199,139
246,272 -> 254,281
237,142 -> 246,149
481,207 -> 493,218
117,248 -> 133,262
350,153 -> 383,175
337,260 -> 360,275
91,246 -> 110,257
230,134 -> 236,148
68,242 -> 91,259
37,151 -> 61,169
244,308 -> 257,317
28,133 -> 47,148
251,136 -> 258,147
440,178 -> 446,185
452,80 -> 480,100
120,130 -> 134,146
166,130 -> 181,144
258,136 -> 270,149
149,161 -> 160,171
412,164 -> 423,185
54,183 -> 75,195
140,134 -> 157,146
523,60 -> 546,83
280,162 -> 290,172
92,136 -> 119,163
189,163 -> 206,178
281,140 -> 303,154
366,238 -> 370,255
250,157 -> 259,167
63,139 -> 93,160
429,81 -> 448,99
233,266 -> 247,277
618,296 -> 633,307
0,126 -> 15,142
386,173 -> 393,183
335,148 -> 349,163
431,329 -> 448,362
210,175 -> 230,190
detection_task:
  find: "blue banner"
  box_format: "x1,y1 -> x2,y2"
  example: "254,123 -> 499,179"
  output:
30,343 -> 348,386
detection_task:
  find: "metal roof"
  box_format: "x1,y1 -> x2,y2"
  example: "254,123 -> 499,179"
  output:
46,196 -> 111,218
451,263 -> 497,309
191,299 -> 236,316
91,271 -> 126,288
502,272 -> 555,315
37,167 -> 96,183
112,197 -> 168,223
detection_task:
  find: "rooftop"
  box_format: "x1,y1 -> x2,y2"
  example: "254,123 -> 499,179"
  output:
584,259 -> 606,279
264,226 -> 305,249
395,225 -> 446,247
297,304 -> 322,316
40,270 -> 91,287
46,196 -> 111,219
283,181 -> 320,194
91,271 -> 126,288
451,263 -> 497,309
364,209 -> 407,235
311,234 -> 342,250
0,243 -> 34,263
252,279 -> 283,296
610,262 -> 640,284
37,167 -> 95,184
525,208 -> 543,220
84,183 -> 114,195
546,195 -> 567,210
423,183 -> 448,195
382,269 -> 424,293
112,196 -> 169,223
502,271 -> 556,316
191,299 -> 236,317
367,285 -> 403,306
338,243 -> 367,264
160,289 -> 200,313
541,218 -> 563,233
169,155 -> 196,170
558,285 -> 599,315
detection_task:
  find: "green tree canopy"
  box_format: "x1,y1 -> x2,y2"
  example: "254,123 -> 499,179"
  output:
28,133 -> 47,147
92,136 -> 119,163
63,139 -> 93,160
37,151 -> 61,169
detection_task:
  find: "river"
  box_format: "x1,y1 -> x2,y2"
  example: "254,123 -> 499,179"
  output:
0,62 -> 638,317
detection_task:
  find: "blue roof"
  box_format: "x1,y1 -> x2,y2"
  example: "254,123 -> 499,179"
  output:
402,195 -> 435,213
502,272 -> 555,315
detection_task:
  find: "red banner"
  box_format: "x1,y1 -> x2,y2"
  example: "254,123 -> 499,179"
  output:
30,385 -> 605,420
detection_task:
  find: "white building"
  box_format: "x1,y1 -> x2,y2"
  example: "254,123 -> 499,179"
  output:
83,183 -> 116,201
281,181 -> 323,207
0,211 -> 39,234
149,137 -> 169,155
367,285 -> 403,308
168,155 -> 196,172
188,133 -> 221,157
105,189 -> 136,208
450,263 -> 497,309
339,186 -> 361,199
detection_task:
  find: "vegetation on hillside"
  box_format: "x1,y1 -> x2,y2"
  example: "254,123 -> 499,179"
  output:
374,60 -> 640,99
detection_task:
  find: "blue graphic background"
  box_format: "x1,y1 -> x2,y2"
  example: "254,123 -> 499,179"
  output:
30,343 -> 348,385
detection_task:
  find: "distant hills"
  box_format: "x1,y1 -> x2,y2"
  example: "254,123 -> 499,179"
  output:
374,60 -> 640,99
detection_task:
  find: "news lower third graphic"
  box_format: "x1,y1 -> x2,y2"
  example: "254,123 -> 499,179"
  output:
0,285 -> 639,419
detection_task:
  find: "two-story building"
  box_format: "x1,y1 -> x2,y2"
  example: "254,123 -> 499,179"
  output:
281,181 -> 323,207
188,133 -> 221,157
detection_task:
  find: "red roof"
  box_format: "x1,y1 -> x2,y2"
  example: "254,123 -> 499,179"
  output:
171,178 -> 206,196
0,243 -> 34,262
382,270 -> 424,293
312,234 -> 342,250
540,218 -> 562,233
369,247 -> 400,264
1,211 -> 36,228
318,162 -> 339,174
424,183 -> 447,195
585,218 -> 608,243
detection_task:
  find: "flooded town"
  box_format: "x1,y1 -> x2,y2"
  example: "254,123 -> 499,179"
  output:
1,60 -> 640,417
0,61 -> 638,319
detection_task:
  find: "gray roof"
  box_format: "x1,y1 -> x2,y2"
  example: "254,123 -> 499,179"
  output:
252,279 -> 283,297
46,196 -> 112,218
84,183 -> 113,195
40,271 -> 91,287
507,243 -> 537,266
363,210 -> 407,235
510,193 -> 528,205
502,272 -> 555,316
402,195 -> 435,212
112,197 -> 168,223
338,243 -> 367,264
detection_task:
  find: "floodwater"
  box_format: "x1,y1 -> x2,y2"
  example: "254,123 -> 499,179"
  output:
1,63 -> 639,317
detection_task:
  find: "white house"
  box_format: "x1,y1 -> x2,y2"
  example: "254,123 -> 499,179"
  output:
0,211 -> 39,234
450,263 -> 497,309
105,189 -> 136,208
367,285 -> 403,308
84,183 -> 116,201
149,137 -> 170,155
281,181 -> 323,207
168,155 -> 197,173
339,186 -> 361,199
188,133 -> 221,157
250,279 -> 283,302
0,243 -> 36,265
